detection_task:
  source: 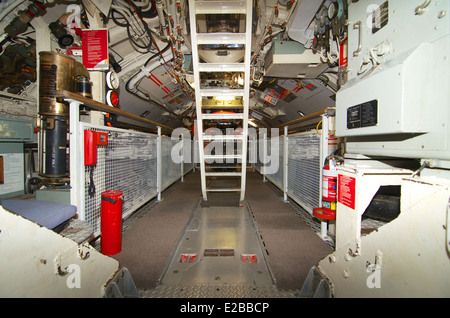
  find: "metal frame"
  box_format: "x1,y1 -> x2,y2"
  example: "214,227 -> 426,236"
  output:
157,126 -> 162,201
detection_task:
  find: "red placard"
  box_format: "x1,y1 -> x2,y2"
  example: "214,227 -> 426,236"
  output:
81,29 -> 109,70
339,37 -> 348,67
338,174 -> 356,210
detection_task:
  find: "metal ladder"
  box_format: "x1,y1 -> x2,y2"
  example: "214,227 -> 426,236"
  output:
188,0 -> 252,202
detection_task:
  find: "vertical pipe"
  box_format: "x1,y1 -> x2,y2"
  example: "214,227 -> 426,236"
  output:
38,117 -> 45,176
180,133 -> 184,182
321,221 -> 328,239
155,0 -> 168,39
43,116 -> 68,177
320,114 -> 329,238
283,126 -> 288,202
239,0 -> 253,202
69,100 -> 83,218
32,17 -> 51,179
188,0 -> 207,200
157,126 -> 162,201
263,132 -> 267,182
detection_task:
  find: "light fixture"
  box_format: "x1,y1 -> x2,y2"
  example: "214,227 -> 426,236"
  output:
237,75 -> 244,86
297,111 -> 305,117
248,120 -> 258,128
215,96 -> 235,101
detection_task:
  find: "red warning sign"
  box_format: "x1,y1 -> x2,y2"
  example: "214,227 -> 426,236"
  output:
82,29 -> 109,70
338,174 -> 356,210
241,254 -> 257,263
179,253 -> 197,263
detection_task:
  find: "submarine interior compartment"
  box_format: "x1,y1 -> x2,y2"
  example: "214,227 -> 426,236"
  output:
0,0 -> 450,298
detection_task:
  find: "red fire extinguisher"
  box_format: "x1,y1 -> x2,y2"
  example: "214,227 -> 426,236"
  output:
314,158 -> 338,220
101,190 -> 123,256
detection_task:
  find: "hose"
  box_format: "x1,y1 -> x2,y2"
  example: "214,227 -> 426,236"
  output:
110,1 -> 155,51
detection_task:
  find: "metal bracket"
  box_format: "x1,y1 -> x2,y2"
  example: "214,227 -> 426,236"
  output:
104,267 -> 139,298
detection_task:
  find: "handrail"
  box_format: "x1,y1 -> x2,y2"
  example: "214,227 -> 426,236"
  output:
56,90 -> 175,131
276,107 -> 335,129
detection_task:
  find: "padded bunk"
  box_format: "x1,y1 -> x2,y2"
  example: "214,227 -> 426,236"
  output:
0,200 -> 77,230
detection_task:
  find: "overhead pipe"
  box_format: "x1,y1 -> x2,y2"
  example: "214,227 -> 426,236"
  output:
155,0 -> 168,39
133,0 -> 151,8
126,46 -> 173,94
2,1 -> 47,38
0,0 -> 27,23
125,47 -> 178,115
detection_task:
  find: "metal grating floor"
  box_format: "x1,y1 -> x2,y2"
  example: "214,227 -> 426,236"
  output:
138,199 -> 302,298
138,284 -> 301,298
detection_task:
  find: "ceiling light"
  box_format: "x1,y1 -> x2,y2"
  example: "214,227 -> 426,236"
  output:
248,120 -> 258,128
215,96 -> 235,101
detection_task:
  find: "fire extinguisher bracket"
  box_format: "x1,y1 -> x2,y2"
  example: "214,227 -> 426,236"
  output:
313,207 -> 336,221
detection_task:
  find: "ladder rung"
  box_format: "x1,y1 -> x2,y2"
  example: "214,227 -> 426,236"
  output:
201,113 -> 244,120
200,88 -> 244,98
196,33 -> 247,45
206,165 -> 245,169
203,135 -> 244,141
195,1 -> 247,14
198,63 -> 245,73
206,188 -> 242,192
205,172 -> 242,177
204,154 -> 242,160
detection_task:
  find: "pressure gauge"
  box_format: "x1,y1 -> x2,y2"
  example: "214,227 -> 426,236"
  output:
328,2 -> 338,19
106,71 -> 120,90
328,0 -> 344,20
106,90 -> 119,107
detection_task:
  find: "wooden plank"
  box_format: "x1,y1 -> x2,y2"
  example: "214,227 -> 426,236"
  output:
56,90 -> 174,131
